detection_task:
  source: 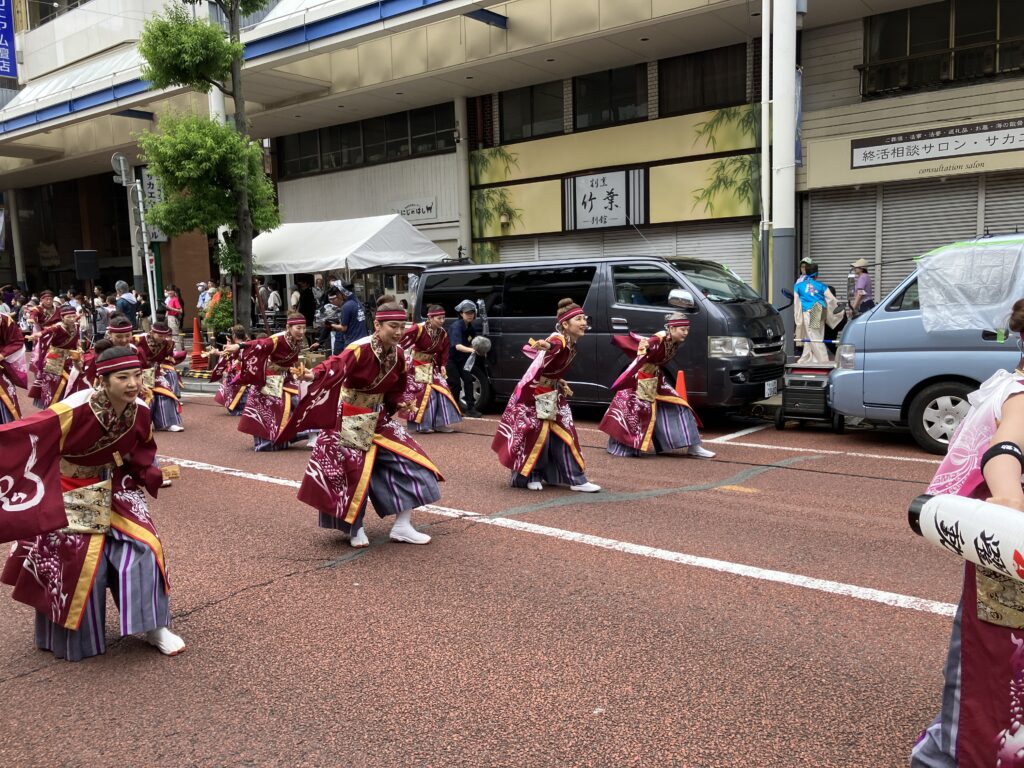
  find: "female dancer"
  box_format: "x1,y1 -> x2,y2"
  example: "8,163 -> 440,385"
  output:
211,324 -> 251,416
599,313 -> 714,458
912,298 -> 1024,766
234,311 -> 309,451
28,289 -> 59,379
80,313 -> 136,386
0,309 -> 27,423
399,304 -> 461,433
0,342 -> 185,660
134,320 -> 186,432
28,303 -> 84,408
492,298 -> 600,493
283,298 -> 442,548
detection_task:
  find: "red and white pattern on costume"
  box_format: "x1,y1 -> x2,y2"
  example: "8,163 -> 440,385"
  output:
242,389 -> 284,438
16,530 -> 90,622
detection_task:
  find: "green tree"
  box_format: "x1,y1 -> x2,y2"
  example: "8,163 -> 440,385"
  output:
139,0 -> 276,328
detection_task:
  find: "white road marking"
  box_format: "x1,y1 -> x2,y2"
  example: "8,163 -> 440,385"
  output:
162,455 -> 956,618
706,424 -> 770,443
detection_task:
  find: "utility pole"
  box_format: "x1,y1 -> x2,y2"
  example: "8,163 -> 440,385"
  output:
112,151 -> 160,323
771,0 -> 798,348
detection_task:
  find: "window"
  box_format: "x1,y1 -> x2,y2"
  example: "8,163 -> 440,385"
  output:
503,266 -> 596,317
362,117 -> 387,165
421,270 -> 505,319
611,265 -> 680,308
573,65 -> 648,130
410,104 -> 457,156
280,130 -> 320,177
659,44 -> 748,116
862,0 -> 1024,96
886,280 -> 920,312
674,262 -> 759,302
500,81 -> 564,142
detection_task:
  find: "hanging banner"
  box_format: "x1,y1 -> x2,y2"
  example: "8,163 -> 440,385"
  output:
0,0 -> 17,80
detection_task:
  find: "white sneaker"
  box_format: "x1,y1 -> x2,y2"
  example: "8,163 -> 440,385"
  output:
350,527 -> 369,548
526,480 -> 543,491
166,424 -> 184,432
160,479 -> 173,489
570,482 -> 602,493
437,426 -> 455,433
687,445 -> 716,458
390,511 -> 431,544
304,437 -> 317,450
145,627 -> 186,656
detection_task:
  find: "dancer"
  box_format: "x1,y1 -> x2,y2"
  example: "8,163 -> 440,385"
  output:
599,313 -> 715,458
134,320 -> 186,432
0,309 -> 27,423
282,298 -> 443,548
492,298 -> 601,493
28,304 -> 84,408
400,304 -> 461,433
910,297 -> 1024,765
234,311 -> 309,451
0,342 -> 185,660
211,324 -> 251,416
793,260 -> 841,364
80,313 -> 137,386
28,289 -> 60,378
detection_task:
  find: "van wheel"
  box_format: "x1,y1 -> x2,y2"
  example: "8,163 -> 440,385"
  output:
832,413 -> 845,435
464,364 -> 493,414
774,407 -> 786,430
908,382 -> 973,455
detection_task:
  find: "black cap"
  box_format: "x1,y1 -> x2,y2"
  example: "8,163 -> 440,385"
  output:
908,494 -> 932,536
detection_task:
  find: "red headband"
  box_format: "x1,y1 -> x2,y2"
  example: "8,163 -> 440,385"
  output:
150,325 -> 171,335
39,290 -> 54,299
376,310 -> 407,322
666,318 -> 690,328
107,322 -> 133,333
96,353 -> 142,375
557,307 -> 584,324
426,309 -> 445,318
286,317 -> 306,326
59,305 -> 76,316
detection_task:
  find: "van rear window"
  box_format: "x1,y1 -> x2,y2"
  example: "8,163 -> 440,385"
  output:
421,271 -> 504,318
503,266 -> 596,317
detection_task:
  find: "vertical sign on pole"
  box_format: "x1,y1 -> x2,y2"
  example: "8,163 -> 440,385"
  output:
0,0 -> 18,80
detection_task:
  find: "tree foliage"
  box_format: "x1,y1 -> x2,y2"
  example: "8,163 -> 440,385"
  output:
136,113 -> 279,238
139,4 -> 241,96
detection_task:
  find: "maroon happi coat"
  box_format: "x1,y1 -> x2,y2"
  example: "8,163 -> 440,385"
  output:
398,322 -> 459,423
0,313 -> 27,419
283,337 -> 443,524
236,333 -> 303,441
598,331 -> 697,453
491,333 -> 586,476
211,350 -> 248,410
1,389 -> 166,629
28,321 -> 84,405
29,303 -> 60,375
133,333 -> 186,405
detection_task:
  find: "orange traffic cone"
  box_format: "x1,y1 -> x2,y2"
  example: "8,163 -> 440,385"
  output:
190,317 -> 207,372
674,370 -> 687,399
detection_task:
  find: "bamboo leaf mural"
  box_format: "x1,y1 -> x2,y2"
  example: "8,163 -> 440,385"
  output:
470,147 -> 523,263
692,105 -> 761,216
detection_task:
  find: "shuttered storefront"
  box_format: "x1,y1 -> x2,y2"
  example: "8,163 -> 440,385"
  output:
984,171 -> 1024,233
805,187 -> 876,296
495,220 -> 755,282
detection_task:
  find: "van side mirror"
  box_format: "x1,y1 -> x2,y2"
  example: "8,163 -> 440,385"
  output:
668,288 -> 696,311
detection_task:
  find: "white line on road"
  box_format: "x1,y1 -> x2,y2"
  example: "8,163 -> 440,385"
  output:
162,455 -> 956,618
706,424 -> 770,443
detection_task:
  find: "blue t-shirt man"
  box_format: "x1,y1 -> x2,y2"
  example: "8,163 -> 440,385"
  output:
339,291 -> 368,347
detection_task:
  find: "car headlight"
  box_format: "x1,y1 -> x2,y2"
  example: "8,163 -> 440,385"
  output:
837,343 -> 856,370
708,336 -> 752,357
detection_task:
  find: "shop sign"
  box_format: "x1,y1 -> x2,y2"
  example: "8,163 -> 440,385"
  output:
138,168 -> 168,243
0,0 -> 17,79
570,171 -> 627,229
390,197 -> 438,222
852,118 -> 1024,169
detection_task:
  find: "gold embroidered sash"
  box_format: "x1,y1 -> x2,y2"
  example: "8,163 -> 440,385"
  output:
59,480 -> 113,535
977,568 -> 1024,629
262,374 -> 284,398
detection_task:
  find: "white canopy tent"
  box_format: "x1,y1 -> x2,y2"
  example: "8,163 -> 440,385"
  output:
251,214 -> 449,274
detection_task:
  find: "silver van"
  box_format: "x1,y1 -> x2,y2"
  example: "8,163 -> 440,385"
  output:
829,269 -> 1017,454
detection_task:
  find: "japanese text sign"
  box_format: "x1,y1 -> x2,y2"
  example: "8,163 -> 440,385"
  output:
138,167 -> 167,243
0,0 -> 18,79
852,118 -> 1024,169
573,171 -> 627,229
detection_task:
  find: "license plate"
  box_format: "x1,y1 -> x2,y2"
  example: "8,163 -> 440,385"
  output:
765,379 -> 779,398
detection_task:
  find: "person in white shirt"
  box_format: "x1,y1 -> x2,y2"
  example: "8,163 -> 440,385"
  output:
267,282 -> 282,312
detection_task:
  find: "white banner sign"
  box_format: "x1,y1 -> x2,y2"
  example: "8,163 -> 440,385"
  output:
851,117 -> 1024,168
139,167 -> 168,243
390,197 -> 438,222
573,171 -> 627,229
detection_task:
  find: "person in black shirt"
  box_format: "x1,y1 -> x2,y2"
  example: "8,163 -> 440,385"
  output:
447,299 -> 481,417
296,277 -> 317,329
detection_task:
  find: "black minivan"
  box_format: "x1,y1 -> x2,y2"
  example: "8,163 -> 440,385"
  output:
416,256 -> 785,411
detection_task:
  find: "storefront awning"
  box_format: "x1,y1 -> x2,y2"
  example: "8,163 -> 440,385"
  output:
252,214 -> 449,273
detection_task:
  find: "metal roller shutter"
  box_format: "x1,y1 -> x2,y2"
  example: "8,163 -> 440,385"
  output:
499,239 -> 538,263
537,233 -> 603,260
807,186 -> 877,294
602,228 -> 676,258
674,220 -> 755,283
984,171 -> 1024,235
880,176 -> 979,295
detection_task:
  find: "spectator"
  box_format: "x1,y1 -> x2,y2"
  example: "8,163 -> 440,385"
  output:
319,287 -> 345,354
258,278 -> 270,313
337,282 -> 368,349
115,280 -> 139,328
266,281 -> 282,312
296,277 -> 317,328
92,285 -> 104,310
164,285 -> 184,350
447,299 -> 481,417
312,275 -> 325,305
137,293 -> 151,331
848,258 -> 875,316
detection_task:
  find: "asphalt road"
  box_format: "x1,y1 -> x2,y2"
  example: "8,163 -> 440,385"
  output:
0,390 -> 958,767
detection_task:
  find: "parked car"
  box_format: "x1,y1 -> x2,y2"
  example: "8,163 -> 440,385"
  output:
830,271 -> 1018,454
415,256 -> 785,411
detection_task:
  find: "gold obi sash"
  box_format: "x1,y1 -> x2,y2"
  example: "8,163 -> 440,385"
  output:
44,347 -> 73,375
58,460 -> 115,535
637,363 -> 659,403
534,375 -> 560,421
337,388 -> 384,452
412,351 -> 434,384
977,568 -> 1024,629
142,367 -> 156,389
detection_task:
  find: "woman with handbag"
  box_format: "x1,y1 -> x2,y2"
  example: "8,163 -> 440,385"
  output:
399,304 -> 462,434
598,313 -> 714,459
133,320 -> 187,432
281,298 -> 443,548
232,311 -> 311,452
28,304 -> 86,408
491,297 -> 601,493
0,341 -> 185,660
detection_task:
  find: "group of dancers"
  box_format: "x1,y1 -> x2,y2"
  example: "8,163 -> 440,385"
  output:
0,293 -> 713,662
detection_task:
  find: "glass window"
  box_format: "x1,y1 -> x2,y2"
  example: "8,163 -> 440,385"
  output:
320,126 -> 342,170
421,270 -> 505,319
886,280 -> 920,311
867,9 -> 908,62
611,265 -> 679,307
673,261 -> 759,302
910,2 -> 950,54
532,81 -> 564,136
385,113 -> 410,161
280,134 -> 301,177
502,266 -> 596,317
363,117 -> 386,165
659,44 -> 748,116
955,0 -> 995,77
297,130 -> 319,173
410,107 -> 436,155
500,87 -> 530,143
501,81 -> 563,142
340,123 -> 362,167
434,103 -> 456,151
573,65 -> 647,130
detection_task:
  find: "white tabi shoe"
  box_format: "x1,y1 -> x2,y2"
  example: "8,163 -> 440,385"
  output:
687,445 -> 716,458
526,480 -> 543,491
570,482 -> 602,493
350,527 -> 370,548
437,426 -> 455,433
145,627 -> 186,656
390,510 -> 431,544
166,424 -> 184,432
160,479 -> 173,489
